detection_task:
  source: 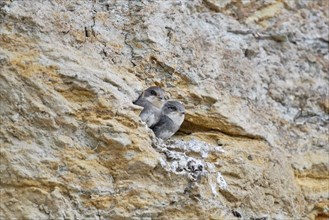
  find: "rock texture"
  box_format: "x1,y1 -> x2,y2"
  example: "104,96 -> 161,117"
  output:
0,0 -> 328,219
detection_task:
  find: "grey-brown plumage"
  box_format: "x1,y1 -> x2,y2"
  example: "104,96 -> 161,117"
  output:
151,101 -> 185,140
133,86 -> 165,127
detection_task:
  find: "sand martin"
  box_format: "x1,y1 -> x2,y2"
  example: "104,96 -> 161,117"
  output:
133,86 -> 165,127
151,101 -> 185,140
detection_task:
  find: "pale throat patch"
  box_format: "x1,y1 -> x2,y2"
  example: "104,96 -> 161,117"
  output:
145,96 -> 164,108
145,114 -> 156,126
168,112 -> 184,126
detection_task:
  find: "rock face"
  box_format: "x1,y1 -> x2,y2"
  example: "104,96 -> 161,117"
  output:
0,0 -> 328,219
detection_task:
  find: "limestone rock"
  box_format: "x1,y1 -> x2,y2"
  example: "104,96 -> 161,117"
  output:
0,0 -> 328,219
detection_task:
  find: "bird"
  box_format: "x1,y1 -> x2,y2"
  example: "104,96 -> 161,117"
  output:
133,86 -> 165,127
151,101 -> 185,140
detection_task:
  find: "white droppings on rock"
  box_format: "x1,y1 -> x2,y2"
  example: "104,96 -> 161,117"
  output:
206,162 -> 216,172
217,172 -> 228,190
154,138 -> 227,192
166,139 -> 225,158
209,174 -> 219,196
10,113 -> 20,122
158,157 -> 167,168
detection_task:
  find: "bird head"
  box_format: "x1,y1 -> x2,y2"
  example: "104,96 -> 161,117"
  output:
143,86 -> 165,108
162,101 -> 185,116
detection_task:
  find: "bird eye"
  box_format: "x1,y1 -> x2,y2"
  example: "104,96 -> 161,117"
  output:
150,90 -> 157,96
169,106 -> 177,111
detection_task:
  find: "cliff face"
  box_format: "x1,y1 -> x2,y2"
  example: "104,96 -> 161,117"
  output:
0,0 -> 328,219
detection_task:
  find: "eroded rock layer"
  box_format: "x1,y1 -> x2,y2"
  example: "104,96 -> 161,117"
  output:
0,0 -> 328,219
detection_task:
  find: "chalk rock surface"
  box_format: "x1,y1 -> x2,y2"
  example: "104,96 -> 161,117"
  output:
0,0 -> 328,219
